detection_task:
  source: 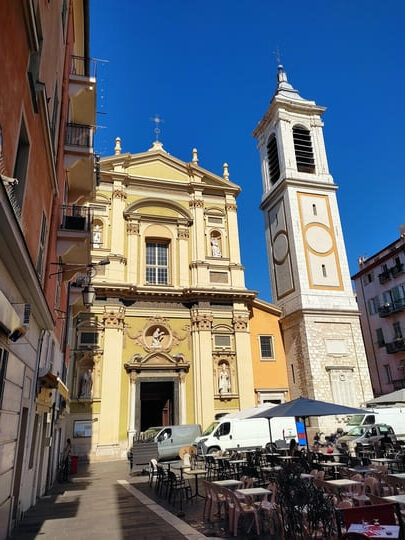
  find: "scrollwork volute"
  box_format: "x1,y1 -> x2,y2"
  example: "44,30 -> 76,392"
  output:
189,199 -> 204,209
191,314 -> 213,331
102,308 -> 125,329
112,188 -> 127,200
233,314 -> 249,332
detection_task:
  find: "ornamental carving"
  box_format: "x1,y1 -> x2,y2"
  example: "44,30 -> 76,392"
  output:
124,351 -> 190,373
177,228 -> 189,240
127,222 -> 140,235
112,188 -> 127,200
225,203 -> 237,212
189,199 -> 204,208
191,313 -> 213,332
233,314 -> 249,332
102,307 -> 125,329
125,317 -> 189,354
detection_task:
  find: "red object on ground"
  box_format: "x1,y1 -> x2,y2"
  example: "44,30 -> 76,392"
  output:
70,455 -> 79,474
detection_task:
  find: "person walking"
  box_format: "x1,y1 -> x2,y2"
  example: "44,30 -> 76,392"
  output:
62,438 -> 72,481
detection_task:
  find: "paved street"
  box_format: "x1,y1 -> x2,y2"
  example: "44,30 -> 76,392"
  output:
12,461 -> 207,540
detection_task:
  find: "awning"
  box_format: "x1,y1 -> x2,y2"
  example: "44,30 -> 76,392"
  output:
0,289 -> 20,334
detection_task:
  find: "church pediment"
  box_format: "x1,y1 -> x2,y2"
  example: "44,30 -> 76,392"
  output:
124,351 -> 190,372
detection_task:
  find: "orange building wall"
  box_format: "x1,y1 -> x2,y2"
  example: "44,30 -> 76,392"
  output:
249,302 -> 290,404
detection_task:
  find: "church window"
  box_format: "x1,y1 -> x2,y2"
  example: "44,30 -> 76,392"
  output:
267,134 -> 280,185
321,264 -> 327,277
312,203 -> 317,216
293,126 -> 315,173
208,216 -> 223,225
259,335 -> 274,360
146,242 -> 169,284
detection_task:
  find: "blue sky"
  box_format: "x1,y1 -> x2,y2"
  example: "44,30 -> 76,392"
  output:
91,1 -> 405,302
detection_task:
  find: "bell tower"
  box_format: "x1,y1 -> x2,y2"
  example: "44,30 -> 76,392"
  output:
253,66 -> 372,427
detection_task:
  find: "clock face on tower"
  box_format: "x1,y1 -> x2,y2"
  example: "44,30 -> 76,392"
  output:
297,192 -> 343,290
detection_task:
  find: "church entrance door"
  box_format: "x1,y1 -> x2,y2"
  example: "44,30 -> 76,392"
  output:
140,381 -> 174,431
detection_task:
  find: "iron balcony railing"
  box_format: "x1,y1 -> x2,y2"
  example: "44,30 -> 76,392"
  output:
378,270 -> 391,284
393,378 -> 405,390
390,262 -> 404,278
65,123 -> 93,148
70,55 -> 97,78
59,205 -> 92,232
386,337 -> 405,354
378,298 -> 405,318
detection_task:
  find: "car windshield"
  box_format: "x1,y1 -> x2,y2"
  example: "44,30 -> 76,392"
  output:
347,426 -> 366,437
142,427 -> 163,441
202,422 -> 219,436
347,414 -> 365,426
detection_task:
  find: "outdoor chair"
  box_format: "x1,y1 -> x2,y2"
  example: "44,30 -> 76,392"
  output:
209,482 -> 227,521
202,480 -> 213,520
205,455 -> 219,480
156,465 -> 170,497
228,488 -> 261,536
148,458 -> 158,487
167,470 -> 192,509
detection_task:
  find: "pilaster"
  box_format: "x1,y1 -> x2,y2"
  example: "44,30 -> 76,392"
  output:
97,307 -> 125,455
109,181 -> 127,281
127,220 -> 139,283
233,309 -> 255,410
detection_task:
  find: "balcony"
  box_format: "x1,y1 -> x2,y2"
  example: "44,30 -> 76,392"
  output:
57,205 -> 93,267
378,270 -> 391,284
390,262 -> 404,278
378,298 -> 405,318
69,56 -> 97,126
386,338 -> 405,354
392,378 -> 405,390
64,123 -> 95,203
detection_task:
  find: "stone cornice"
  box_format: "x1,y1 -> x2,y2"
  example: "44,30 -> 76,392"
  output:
259,177 -> 338,210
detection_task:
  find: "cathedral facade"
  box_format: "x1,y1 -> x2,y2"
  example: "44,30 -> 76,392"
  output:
67,139 -> 289,459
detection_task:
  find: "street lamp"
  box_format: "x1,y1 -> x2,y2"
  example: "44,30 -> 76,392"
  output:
50,258 -> 110,308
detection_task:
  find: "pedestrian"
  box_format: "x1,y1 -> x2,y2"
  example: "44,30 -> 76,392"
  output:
62,438 -> 72,481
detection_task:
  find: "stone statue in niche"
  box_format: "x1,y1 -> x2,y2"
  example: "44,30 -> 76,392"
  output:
151,327 -> 165,348
79,368 -> 93,398
93,224 -> 102,248
211,237 -> 221,257
218,363 -> 231,394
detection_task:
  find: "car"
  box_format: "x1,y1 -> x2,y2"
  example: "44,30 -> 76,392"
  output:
337,423 -> 397,455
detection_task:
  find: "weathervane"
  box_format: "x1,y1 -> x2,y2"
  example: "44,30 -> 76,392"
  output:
150,114 -> 164,141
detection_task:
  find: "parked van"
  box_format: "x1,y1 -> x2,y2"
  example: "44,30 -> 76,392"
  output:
344,407 -> 405,439
194,417 -> 297,455
337,423 -> 397,455
130,424 -> 202,462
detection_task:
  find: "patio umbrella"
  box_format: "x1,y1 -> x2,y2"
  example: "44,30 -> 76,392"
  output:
366,389 -> 405,406
250,397 -> 368,451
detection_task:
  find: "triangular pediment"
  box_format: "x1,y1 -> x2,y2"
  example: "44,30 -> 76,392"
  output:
101,149 -> 240,192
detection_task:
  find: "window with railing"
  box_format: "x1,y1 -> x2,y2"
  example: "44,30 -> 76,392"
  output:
146,242 -> 169,284
60,205 -> 92,232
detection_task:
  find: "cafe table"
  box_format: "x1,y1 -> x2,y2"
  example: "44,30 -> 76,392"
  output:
185,469 -> 206,499
236,487 -> 272,501
389,473 -> 405,480
324,478 -> 362,497
371,458 -> 400,471
212,479 -> 241,488
383,494 -> 405,504
321,461 -> 346,478
348,466 -> 377,475
348,523 -> 399,538
300,473 -> 315,480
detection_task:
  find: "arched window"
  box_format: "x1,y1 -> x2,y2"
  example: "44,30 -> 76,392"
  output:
293,126 -> 315,173
92,219 -> 103,248
267,134 -> 280,185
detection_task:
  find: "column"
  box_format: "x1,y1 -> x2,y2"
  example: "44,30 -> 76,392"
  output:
97,308 -> 125,454
178,371 -> 186,424
191,310 -> 215,429
109,181 -> 127,281
233,309 -> 255,410
127,371 -> 137,446
127,221 -> 139,283
226,201 -> 245,288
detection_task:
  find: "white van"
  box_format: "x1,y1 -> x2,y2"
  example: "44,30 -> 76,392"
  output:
344,407 -> 405,439
194,417 -> 297,455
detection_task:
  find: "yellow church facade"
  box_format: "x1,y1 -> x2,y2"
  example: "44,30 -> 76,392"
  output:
67,139 -> 290,459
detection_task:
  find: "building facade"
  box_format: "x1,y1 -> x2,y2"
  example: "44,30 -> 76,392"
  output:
352,226 -> 405,396
0,1 -> 96,536
253,66 -> 373,434
249,299 -> 290,405
67,139 -> 292,460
